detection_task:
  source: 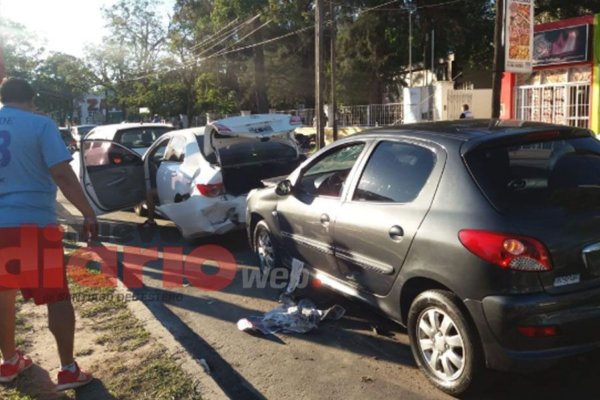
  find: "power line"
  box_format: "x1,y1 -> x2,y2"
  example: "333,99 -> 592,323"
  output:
128,21 -> 314,82
126,0 -> 460,82
211,19 -> 272,58
192,14 -> 261,56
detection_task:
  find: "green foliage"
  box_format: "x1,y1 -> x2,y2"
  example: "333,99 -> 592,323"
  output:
0,20 -> 42,81
535,0 -> 599,22
3,0 -> 596,123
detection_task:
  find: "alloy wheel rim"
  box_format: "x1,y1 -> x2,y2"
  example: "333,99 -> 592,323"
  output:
416,307 -> 466,382
256,229 -> 275,273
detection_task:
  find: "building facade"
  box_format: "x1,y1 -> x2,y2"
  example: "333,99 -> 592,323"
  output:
500,14 -> 600,133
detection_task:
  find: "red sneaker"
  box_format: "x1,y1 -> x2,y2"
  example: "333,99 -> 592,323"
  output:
56,362 -> 93,391
0,350 -> 33,383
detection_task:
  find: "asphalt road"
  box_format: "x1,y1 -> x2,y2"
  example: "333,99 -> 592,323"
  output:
57,194 -> 600,400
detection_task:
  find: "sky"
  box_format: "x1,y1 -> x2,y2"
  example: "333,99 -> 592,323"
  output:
1,0 -> 174,58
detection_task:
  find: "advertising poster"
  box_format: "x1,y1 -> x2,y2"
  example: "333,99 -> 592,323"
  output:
533,25 -> 590,66
505,0 -> 534,73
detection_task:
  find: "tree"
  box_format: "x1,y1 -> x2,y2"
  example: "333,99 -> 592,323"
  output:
34,53 -> 97,123
0,19 -> 42,81
535,0 -> 599,22
87,0 -> 169,120
212,0 -> 271,112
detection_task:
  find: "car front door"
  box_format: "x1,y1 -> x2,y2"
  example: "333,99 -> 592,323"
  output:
79,139 -> 146,213
332,139 -> 445,295
275,141 -> 368,275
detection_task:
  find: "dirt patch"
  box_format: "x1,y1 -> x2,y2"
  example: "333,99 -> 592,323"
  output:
0,268 -> 201,400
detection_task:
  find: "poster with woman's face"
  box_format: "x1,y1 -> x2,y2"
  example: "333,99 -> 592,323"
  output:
533,25 -> 590,66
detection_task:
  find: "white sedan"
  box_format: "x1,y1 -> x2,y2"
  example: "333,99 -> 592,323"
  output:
75,114 -> 304,239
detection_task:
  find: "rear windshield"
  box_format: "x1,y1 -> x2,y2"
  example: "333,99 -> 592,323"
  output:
465,136 -> 600,212
116,127 -> 172,150
74,126 -> 95,136
198,135 -> 297,165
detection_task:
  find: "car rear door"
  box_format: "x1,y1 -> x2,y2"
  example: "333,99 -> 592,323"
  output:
331,139 -> 446,296
78,139 -> 146,214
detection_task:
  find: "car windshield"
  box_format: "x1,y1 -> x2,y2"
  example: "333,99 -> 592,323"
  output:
465,135 -> 600,213
116,127 -> 172,150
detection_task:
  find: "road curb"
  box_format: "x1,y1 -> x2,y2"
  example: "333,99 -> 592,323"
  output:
113,279 -> 229,400
65,236 -> 229,400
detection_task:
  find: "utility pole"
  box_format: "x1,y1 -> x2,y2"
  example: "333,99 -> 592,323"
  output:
408,9 -> 413,88
315,0 -> 325,149
330,0 -> 338,141
491,0 -> 505,119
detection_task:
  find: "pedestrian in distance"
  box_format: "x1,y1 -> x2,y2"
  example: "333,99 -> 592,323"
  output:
0,77 -> 97,390
459,104 -> 474,119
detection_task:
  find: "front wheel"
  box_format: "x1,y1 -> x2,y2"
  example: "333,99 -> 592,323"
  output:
407,290 -> 486,396
253,220 -> 279,276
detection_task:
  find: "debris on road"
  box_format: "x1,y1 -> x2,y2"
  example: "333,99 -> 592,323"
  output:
237,298 -> 346,335
198,359 -> 211,375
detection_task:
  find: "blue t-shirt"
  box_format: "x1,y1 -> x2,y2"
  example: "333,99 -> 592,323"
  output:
0,106 -> 72,227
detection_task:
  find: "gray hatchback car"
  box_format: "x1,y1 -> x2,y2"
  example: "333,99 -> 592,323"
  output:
246,120 -> 600,395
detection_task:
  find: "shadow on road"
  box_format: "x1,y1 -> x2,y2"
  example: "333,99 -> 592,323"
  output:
71,217 -> 600,399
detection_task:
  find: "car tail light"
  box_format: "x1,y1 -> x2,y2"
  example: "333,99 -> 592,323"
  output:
517,326 -> 558,337
458,229 -> 552,272
290,116 -> 302,125
197,183 -> 225,197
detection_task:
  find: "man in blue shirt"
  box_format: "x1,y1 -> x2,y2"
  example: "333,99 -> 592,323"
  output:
0,78 -> 96,390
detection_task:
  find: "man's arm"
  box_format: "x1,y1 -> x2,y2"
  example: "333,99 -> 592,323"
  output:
50,161 -> 98,241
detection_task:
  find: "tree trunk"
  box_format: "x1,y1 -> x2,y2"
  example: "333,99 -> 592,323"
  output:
253,19 -> 269,113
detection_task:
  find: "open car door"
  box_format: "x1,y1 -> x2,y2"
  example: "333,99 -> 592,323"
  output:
78,139 -> 146,214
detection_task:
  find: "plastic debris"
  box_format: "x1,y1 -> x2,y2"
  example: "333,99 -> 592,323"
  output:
198,359 -> 210,374
237,298 -> 345,335
285,258 -> 305,294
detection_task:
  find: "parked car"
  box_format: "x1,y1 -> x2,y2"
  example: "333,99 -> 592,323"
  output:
246,120 -> 600,395
83,123 -> 173,155
74,114 -> 304,239
59,127 -> 77,153
70,124 -> 97,143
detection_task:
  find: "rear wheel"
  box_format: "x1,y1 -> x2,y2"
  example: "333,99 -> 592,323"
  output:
253,220 -> 278,276
407,290 -> 486,396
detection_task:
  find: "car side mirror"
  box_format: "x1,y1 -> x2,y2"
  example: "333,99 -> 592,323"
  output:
275,179 -> 293,196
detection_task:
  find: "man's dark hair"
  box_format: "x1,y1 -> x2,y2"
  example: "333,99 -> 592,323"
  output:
0,77 -> 36,103
463,104 -> 470,111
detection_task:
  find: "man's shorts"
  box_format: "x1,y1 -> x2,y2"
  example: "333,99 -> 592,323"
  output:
0,226 -> 70,305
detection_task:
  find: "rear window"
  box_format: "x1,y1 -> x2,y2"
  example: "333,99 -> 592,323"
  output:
73,126 -> 95,137
465,136 -> 600,212
116,127 -> 172,150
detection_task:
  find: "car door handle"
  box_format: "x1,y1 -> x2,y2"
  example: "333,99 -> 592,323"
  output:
320,213 -> 330,226
389,225 -> 404,240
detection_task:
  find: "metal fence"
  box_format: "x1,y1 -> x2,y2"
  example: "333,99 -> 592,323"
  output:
278,103 -> 403,127
515,83 -> 591,129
